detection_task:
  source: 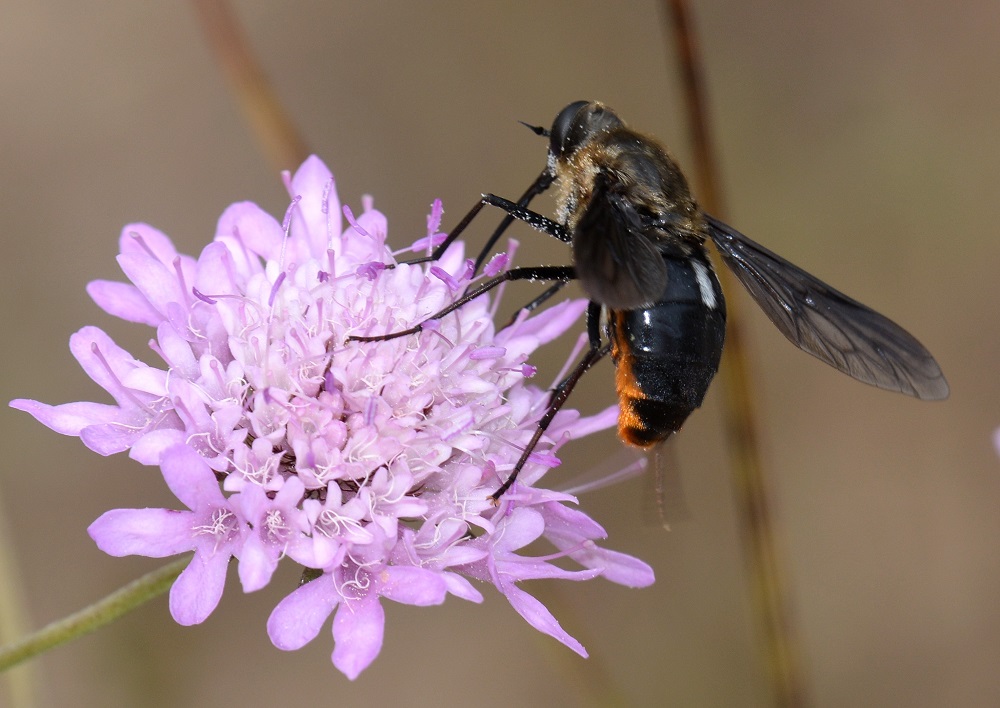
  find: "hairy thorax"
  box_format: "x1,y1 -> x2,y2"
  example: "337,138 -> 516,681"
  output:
553,127 -> 706,248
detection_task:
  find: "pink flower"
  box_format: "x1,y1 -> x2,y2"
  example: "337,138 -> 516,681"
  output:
11,156 -> 654,678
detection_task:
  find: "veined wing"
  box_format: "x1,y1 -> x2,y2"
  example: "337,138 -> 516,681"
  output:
705,214 -> 948,400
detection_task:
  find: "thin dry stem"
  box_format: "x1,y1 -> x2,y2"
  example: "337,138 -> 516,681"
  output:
660,1 -> 809,705
191,0 -> 310,172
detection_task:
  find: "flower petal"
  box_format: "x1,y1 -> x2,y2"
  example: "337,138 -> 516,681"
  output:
119,223 -> 178,262
591,549 -> 655,588
129,428 -> 185,465
88,508 -> 194,557
9,399 -> 121,436
160,444 -> 226,510
216,201 -> 284,264
238,532 -> 279,593
500,582 -> 587,657
268,576 -> 339,651
441,572 -> 484,603
378,566 -> 448,606
332,594 -> 385,680
288,155 -> 339,259
116,251 -> 180,315
69,327 -> 148,407
86,280 -> 162,326
80,421 -> 145,456
169,550 -> 229,625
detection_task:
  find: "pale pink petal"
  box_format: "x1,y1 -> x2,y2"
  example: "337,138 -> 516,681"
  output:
501,582 -> 587,657
494,507 -> 545,552
216,201 -> 283,262
80,421 -> 144,455
169,551 -> 229,625
88,508 -> 194,557
129,428 -> 185,465
332,594 -> 385,680
116,252 -> 182,315
160,445 -> 226,509
378,566 -> 448,606
238,531 -> 278,593
86,280 -> 162,325
497,298 -> 587,346
588,549 -> 655,588
548,403 -> 619,439
119,223 -> 178,262
68,327 -> 147,406
440,573 -> 483,602
289,155 -> 338,258
194,241 -> 240,297
9,399 -> 122,436
268,577 -> 339,650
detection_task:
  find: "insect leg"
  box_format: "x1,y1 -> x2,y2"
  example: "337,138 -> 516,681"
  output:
403,174 -> 565,271
491,342 -> 611,501
497,280 -> 571,329
346,265 -> 576,343
545,301 -> 602,404
469,170 -> 555,275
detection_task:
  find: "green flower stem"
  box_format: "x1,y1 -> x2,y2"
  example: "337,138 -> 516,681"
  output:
0,557 -> 189,672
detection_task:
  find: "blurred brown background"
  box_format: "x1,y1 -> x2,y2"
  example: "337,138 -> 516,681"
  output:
2,2 -> 997,706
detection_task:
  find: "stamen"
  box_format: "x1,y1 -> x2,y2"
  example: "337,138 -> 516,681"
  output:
268,271 -> 286,307
342,205 -> 370,239
484,252 -> 509,277
430,266 -> 460,292
356,262 -> 385,281
193,287 -> 217,304
426,198 -> 444,236
282,195 -> 302,233
168,258 -> 190,309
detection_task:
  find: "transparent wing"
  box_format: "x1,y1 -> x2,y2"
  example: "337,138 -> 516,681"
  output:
705,214 -> 948,400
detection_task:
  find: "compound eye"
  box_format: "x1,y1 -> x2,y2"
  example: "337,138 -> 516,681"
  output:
548,101 -> 623,160
548,100 -> 592,157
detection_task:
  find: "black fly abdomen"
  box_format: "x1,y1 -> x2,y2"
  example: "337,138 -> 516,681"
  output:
609,249 -> 726,447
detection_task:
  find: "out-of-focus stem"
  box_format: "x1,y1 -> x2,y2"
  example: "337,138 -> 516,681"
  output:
661,1 -> 808,705
0,558 -> 187,673
0,484 -> 37,706
191,0 -> 310,172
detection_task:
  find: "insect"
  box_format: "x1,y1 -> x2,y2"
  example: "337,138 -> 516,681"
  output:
349,100 -> 949,501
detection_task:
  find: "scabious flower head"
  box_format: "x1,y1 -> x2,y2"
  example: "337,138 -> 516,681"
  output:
11,156 -> 654,679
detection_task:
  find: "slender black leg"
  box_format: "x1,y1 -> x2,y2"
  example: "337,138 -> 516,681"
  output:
346,265 -> 576,343
403,183 -> 568,271
490,336 -> 611,502
470,169 -> 554,275
474,194 -> 568,242
404,169 -> 555,269
498,280 -> 571,330
546,302 -> 602,407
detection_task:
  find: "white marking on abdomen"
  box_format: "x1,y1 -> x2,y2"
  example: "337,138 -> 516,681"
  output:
692,261 -> 718,309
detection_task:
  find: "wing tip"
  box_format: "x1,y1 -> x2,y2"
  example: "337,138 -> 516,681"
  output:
913,376 -> 950,401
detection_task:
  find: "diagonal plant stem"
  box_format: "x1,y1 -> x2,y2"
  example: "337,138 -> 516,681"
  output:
0,485 -> 37,706
191,0 -> 310,172
0,558 -> 188,673
660,1 -> 809,705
